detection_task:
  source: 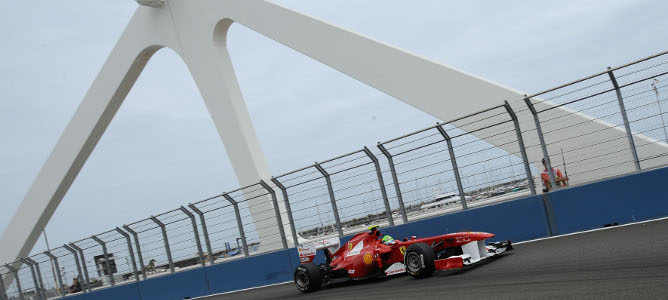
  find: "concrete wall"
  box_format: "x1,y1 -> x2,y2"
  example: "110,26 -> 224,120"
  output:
65,166 -> 668,300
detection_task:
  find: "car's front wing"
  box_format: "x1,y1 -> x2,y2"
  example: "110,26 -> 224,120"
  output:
384,240 -> 512,276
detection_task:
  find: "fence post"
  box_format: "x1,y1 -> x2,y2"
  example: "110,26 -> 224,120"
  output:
259,180 -> 289,249
377,143 -> 408,223
114,227 -> 139,282
0,269 -> 8,300
19,259 -> 41,300
90,235 -> 115,286
121,226 -> 146,279
362,147 -> 394,226
3,265 -> 23,300
178,207 -> 206,267
271,177 -> 299,248
62,244 -> 87,293
149,217 -> 174,273
504,101 -> 537,195
23,258 -> 45,300
187,204 -> 215,265
314,163 -> 344,237
68,244 -> 90,293
223,193 -> 249,257
43,251 -> 65,297
436,125 -> 468,210
524,97 -> 557,191
607,68 -> 641,171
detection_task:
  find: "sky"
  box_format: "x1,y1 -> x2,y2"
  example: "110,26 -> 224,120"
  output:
1,0 -> 667,257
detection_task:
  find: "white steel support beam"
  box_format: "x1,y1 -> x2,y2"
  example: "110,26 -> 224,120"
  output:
0,6 -> 180,275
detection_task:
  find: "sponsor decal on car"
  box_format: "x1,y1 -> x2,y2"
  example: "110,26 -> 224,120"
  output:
363,253 -> 374,265
384,262 -> 406,276
298,246 -> 316,263
298,247 -> 316,255
346,241 -> 364,257
456,236 -> 471,243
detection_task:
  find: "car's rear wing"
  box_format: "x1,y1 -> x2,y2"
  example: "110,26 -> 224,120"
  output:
297,237 -> 340,263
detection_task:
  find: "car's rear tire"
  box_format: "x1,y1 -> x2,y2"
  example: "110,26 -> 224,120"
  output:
294,263 -> 323,293
404,243 -> 436,278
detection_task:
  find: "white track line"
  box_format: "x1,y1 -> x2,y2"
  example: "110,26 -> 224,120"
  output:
192,281 -> 292,299
194,216 -> 668,298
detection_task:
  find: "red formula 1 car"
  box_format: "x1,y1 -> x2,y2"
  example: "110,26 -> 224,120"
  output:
294,226 -> 512,293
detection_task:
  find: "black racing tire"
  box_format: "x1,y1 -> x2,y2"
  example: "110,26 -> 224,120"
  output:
404,243 -> 436,279
294,263 -> 323,293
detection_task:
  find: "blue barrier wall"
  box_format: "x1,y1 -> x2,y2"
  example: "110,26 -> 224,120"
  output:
65,166 -> 668,300
205,249 -> 295,295
137,268 -> 210,300
66,250 -> 296,300
549,166 -> 668,234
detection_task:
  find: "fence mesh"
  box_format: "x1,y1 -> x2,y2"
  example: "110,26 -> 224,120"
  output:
525,51 -> 668,189
226,183 -> 284,255
615,54 -> 668,167
378,105 -> 533,222
50,246 -> 81,297
191,195 -> 245,263
275,165 -> 339,240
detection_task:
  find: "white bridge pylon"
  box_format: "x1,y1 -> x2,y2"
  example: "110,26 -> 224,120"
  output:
3,0 -> 667,271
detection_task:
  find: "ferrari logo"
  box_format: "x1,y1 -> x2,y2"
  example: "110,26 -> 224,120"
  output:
399,246 -> 406,255
348,242 -> 353,250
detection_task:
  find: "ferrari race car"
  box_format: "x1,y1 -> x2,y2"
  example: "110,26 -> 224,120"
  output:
294,226 -> 511,293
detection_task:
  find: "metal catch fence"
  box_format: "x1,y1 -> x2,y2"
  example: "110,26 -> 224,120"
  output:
2,50 -> 668,299
524,51 -> 668,190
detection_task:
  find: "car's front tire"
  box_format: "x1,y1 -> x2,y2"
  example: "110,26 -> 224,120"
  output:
294,263 -> 323,293
404,243 -> 436,278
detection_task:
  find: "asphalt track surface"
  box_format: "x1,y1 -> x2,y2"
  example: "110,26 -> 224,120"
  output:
206,219 -> 668,299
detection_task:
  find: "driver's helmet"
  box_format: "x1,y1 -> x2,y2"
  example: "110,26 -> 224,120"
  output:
381,235 -> 394,244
